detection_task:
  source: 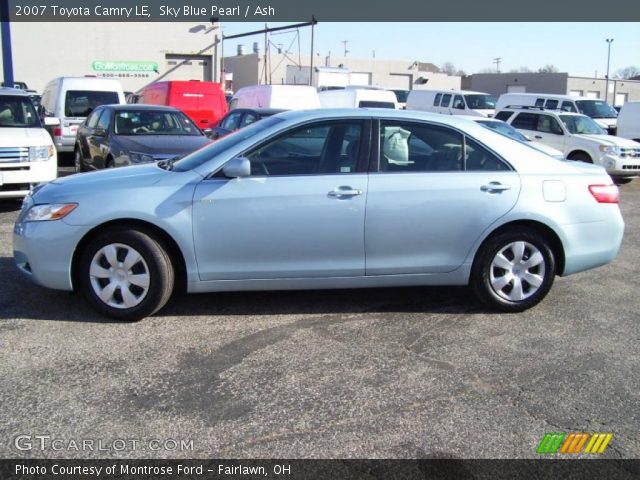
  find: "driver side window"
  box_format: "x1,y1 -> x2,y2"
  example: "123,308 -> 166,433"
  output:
244,121 -> 363,176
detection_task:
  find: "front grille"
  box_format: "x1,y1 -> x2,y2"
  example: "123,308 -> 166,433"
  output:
620,148 -> 640,159
622,165 -> 640,170
0,166 -> 29,171
0,183 -> 30,192
0,147 -> 29,163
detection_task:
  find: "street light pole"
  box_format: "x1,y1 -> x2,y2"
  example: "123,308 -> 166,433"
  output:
605,38 -> 613,103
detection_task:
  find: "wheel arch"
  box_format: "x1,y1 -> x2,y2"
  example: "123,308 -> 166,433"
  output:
472,220 -> 566,276
71,219 -> 187,294
566,149 -> 593,162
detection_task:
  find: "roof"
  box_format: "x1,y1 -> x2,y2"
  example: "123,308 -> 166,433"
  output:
498,106 -> 584,117
0,87 -> 30,96
230,108 -> 287,115
102,104 -> 182,112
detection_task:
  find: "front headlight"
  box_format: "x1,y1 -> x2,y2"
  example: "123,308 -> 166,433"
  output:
25,203 -> 77,222
129,152 -> 155,164
599,145 -> 621,156
28,145 -> 55,162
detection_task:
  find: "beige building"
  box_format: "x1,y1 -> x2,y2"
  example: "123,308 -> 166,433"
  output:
223,53 -> 461,91
2,22 -> 223,92
462,72 -> 640,106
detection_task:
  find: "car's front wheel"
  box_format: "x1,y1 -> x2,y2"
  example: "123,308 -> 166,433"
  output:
74,148 -> 84,173
78,228 -> 174,321
471,228 -> 556,312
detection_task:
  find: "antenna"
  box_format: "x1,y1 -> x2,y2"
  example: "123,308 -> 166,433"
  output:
341,40 -> 349,57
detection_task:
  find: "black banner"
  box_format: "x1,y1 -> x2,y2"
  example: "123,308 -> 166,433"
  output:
0,459 -> 639,480
5,0 -> 640,22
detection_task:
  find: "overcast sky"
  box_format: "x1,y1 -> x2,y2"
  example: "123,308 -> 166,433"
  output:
222,23 -> 639,77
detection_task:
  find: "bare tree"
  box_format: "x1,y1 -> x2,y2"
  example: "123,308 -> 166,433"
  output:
441,62 -> 466,77
614,66 -> 640,79
508,66 -> 534,73
537,64 -> 559,73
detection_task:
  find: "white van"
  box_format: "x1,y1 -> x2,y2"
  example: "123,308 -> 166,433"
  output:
495,93 -> 618,135
616,102 -> 640,141
229,85 -> 320,111
39,77 -> 126,153
0,88 -> 57,198
406,90 -> 496,117
318,87 -> 398,109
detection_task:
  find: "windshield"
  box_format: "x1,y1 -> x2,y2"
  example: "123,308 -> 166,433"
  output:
464,94 -> 496,110
114,110 -> 201,136
65,90 -> 119,117
0,95 -> 40,128
575,100 -> 617,119
559,115 -> 606,135
173,116 -> 284,172
476,120 -> 527,142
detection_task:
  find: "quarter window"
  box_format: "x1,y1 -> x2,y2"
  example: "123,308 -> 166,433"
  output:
433,93 -> 442,106
494,111 -> 513,122
245,121 -> 363,176
379,121 -> 463,172
440,94 -> 452,108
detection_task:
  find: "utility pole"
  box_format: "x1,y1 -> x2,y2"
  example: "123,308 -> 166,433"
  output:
605,38 -> 613,103
1,0 -> 14,88
341,40 -> 349,57
493,57 -> 502,74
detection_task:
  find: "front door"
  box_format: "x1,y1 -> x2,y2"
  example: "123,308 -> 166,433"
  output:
193,119 -> 370,280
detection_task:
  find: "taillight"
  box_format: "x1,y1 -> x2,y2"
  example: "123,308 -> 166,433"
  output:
589,184 -> 619,204
53,127 -> 62,137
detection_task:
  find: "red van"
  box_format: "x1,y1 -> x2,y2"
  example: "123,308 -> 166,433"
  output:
139,80 -> 227,129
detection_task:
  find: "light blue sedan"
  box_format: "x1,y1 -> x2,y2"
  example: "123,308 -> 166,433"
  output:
13,109 -> 624,320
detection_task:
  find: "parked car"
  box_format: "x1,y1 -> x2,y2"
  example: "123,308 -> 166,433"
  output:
139,80 -> 227,130
319,87 -> 398,109
469,117 -> 565,160
14,109 -> 624,320
495,93 -> 618,135
39,77 -> 126,154
391,89 -> 410,109
74,105 -> 211,171
229,85 -> 320,110
495,106 -> 640,184
0,88 -> 58,198
407,90 -> 496,117
210,108 -> 286,140
616,102 -> 640,142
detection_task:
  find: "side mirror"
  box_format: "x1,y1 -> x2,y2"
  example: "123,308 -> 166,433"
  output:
203,128 -> 213,138
524,134 -> 532,141
94,127 -> 107,137
222,157 -> 251,178
43,117 -> 60,127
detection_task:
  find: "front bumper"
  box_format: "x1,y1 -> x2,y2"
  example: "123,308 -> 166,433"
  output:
600,154 -> 640,177
0,159 -> 57,198
13,216 -> 90,291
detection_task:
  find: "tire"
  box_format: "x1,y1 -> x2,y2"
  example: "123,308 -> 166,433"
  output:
74,148 -> 84,173
613,177 -> 633,185
471,228 -> 556,312
105,157 -> 115,169
568,152 -> 592,163
78,228 -> 174,321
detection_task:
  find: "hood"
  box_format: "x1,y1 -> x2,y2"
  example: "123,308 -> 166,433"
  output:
474,109 -> 495,118
117,135 -> 211,155
579,134 -> 640,147
593,118 -> 617,128
0,126 -> 52,147
49,163 -> 165,190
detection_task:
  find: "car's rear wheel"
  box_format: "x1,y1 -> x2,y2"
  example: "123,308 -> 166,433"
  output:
78,228 -> 174,321
471,228 -> 556,312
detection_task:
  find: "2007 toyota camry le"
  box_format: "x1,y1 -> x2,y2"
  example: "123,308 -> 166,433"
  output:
13,109 -> 624,320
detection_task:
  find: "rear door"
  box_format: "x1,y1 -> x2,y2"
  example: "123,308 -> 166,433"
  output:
365,120 -> 520,275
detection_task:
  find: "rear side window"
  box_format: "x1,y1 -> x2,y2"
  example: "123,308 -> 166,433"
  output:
511,113 -> 538,130
545,99 -> 559,110
534,98 -> 545,108
433,93 -> 442,106
379,121 -> 463,172
441,94 -> 452,107
465,137 -> 508,171
494,111 -> 513,122
64,90 -> 119,117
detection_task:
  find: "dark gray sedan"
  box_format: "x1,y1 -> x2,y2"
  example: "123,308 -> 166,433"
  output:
74,104 -> 211,171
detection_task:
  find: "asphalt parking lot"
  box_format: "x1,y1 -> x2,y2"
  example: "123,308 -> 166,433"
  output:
0,166 -> 638,459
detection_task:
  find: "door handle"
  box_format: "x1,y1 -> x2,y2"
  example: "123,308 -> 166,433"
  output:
481,182 -> 511,193
327,187 -> 363,198
534,135 -> 543,139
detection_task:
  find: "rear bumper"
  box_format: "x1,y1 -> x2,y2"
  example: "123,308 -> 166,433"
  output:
53,136 -> 75,153
560,210 -> 625,276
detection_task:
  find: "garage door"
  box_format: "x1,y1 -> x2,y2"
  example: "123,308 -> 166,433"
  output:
349,72 -> 371,86
164,54 -> 213,81
387,73 -> 412,89
507,85 -> 526,93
